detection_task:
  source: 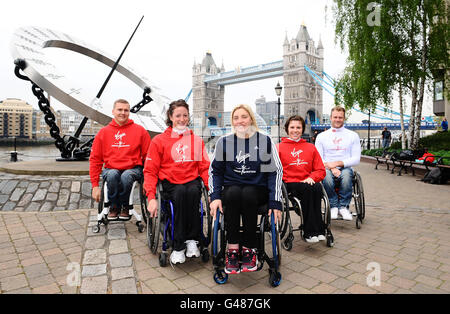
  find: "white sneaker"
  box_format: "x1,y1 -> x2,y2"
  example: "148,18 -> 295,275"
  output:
305,236 -> 319,243
330,207 -> 338,219
339,207 -> 353,221
317,235 -> 326,241
170,249 -> 186,264
185,240 -> 200,258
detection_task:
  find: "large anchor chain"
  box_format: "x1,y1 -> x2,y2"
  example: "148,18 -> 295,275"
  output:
14,59 -> 72,159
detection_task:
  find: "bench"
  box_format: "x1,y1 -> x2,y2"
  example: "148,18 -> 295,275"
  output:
391,155 -> 437,176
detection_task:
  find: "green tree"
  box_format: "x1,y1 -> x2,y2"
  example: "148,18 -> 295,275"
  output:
333,0 -> 449,149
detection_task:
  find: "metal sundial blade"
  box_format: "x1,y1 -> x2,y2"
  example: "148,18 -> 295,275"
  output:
73,15 -> 145,139
96,15 -> 144,99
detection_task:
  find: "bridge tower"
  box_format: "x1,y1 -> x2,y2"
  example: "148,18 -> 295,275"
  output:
192,52 -> 225,136
283,23 -> 324,135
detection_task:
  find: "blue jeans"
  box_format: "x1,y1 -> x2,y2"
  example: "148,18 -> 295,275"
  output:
322,167 -> 353,209
101,166 -> 143,208
382,139 -> 390,148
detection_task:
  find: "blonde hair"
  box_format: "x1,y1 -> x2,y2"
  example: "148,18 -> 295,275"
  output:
231,104 -> 259,134
330,106 -> 346,117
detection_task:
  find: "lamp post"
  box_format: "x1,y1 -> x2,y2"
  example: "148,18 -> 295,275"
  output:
275,82 -> 282,143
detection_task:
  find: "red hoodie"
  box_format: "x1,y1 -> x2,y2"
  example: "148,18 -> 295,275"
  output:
277,137 -> 326,183
143,127 -> 210,200
89,119 -> 151,187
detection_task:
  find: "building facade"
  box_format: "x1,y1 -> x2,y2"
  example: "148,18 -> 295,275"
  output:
0,98 -> 33,139
283,24 -> 324,130
192,52 -> 225,135
255,95 -> 279,126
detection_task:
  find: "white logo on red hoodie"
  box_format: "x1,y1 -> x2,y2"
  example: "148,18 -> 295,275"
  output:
112,131 -> 130,148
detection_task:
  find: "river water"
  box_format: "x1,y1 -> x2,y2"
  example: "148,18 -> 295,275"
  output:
0,144 -> 61,163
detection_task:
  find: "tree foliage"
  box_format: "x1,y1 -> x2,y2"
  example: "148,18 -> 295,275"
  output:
333,0 -> 449,149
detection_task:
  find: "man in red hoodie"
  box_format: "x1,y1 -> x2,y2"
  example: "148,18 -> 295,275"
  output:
90,99 -> 151,219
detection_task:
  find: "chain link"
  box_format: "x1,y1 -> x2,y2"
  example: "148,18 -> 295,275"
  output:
131,87 -> 152,113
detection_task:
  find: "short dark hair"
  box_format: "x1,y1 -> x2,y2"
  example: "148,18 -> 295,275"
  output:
284,115 -> 305,134
166,99 -> 190,127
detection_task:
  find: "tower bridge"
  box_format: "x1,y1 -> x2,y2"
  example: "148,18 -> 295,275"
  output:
192,24 -> 324,137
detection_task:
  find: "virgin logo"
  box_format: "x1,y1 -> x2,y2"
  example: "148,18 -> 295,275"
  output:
332,137 -> 343,145
290,148 -> 303,158
115,131 -> 126,141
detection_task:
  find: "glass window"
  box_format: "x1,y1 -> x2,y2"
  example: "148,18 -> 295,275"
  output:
435,81 -> 443,101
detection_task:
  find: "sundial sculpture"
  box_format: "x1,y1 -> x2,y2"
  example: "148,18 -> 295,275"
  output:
10,16 -> 169,160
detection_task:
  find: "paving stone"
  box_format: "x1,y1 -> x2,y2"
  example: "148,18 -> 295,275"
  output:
25,182 -> 39,194
69,193 -> 80,204
32,189 -> 47,202
0,194 -> 9,204
80,276 -> 108,294
57,189 -> 70,207
17,193 -> 33,207
48,181 -> 61,193
71,182 -> 81,193
85,236 -> 106,249
10,188 -> 25,202
81,182 -> 91,197
82,264 -> 107,277
108,228 -> 126,240
79,199 -> 92,209
2,201 -> 17,211
111,278 -> 137,294
109,240 -> 129,254
1,180 -> 19,194
39,181 -> 51,188
111,267 -> 135,281
109,253 -> 133,268
61,181 -> 71,189
17,181 -> 29,188
82,249 -> 106,265
46,193 -> 58,202
25,202 -> 41,212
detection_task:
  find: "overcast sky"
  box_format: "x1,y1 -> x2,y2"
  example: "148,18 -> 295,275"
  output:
0,0 -> 434,123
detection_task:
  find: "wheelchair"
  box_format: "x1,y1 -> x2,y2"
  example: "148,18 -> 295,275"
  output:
147,179 -> 211,267
279,182 -> 335,250
211,204 -> 283,288
328,170 -> 366,229
92,178 -> 147,233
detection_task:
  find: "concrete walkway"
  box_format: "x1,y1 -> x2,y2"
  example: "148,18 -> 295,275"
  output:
0,161 -> 449,294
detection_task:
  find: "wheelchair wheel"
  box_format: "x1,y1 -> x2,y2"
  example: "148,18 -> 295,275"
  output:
199,181 -> 212,259
159,252 -> 168,267
148,187 -> 163,254
269,269 -> 282,287
139,180 -> 148,224
212,211 -> 227,282
279,183 -> 290,240
213,270 -> 229,285
353,172 -> 364,229
355,172 -> 366,220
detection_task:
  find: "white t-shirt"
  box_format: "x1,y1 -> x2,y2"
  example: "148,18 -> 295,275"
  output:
315,127 -> 361,168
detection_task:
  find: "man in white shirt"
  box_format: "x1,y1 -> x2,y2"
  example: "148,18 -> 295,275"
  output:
315,106 -> 361,220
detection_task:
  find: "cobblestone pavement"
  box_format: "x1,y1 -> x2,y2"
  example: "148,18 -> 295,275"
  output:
0,173 -> 96,212
0,161 -> 449,294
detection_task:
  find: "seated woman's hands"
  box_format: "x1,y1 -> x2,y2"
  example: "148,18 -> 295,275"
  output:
268,209 -> 282,224
148,199 -> 158,218
301,177 -> 316,185
209,199 -> 223,218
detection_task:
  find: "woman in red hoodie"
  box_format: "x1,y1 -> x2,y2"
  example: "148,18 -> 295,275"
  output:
277,115 -> 326,243
144,99 -> 210,265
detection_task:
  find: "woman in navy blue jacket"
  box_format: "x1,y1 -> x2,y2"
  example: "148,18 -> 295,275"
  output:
209,104 -> 283,274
